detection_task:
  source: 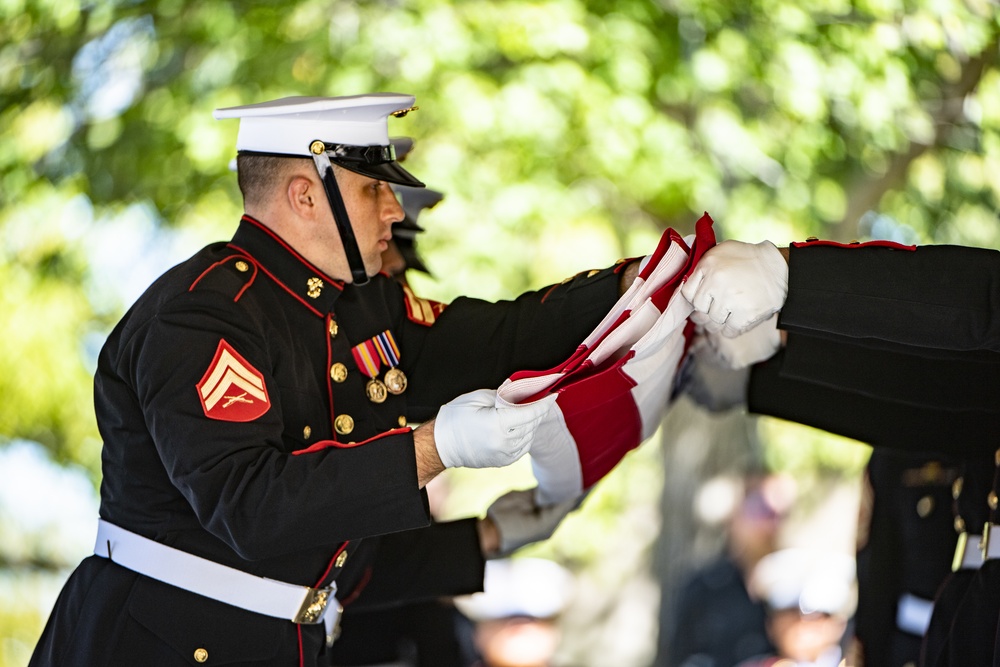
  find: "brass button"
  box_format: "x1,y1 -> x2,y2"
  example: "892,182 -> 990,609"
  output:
335,551 -> 348,568
805,236 -> 818,241
334,414 -> 354,435
194,648 -> 208,663
307,277 -> 324,299
916,495 -> 934,518
586,269 -> 599,277
955,516 -> 966,533
330,363 -> 348,383
398,415 -> 407,427
329,319 -> 339,339
995,447 -> 1000,467
235,260 -> 249,272
953,476 -> 964,499
989,491 -> 999,511
303,425 -> 312,440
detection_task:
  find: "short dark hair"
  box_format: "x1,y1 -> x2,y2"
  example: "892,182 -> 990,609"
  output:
236,154 -> 312,208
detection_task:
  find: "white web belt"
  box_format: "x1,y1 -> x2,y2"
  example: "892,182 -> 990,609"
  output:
93,519 -> 341,641
952,524 -> 1000,572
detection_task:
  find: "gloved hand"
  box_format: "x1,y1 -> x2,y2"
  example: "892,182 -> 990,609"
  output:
701,312 -> 781,369
485,487 -> 585,558
434,389 -> 556,469
681,240 -> 788,338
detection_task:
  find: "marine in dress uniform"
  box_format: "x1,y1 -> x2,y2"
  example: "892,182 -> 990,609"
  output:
664,477 -> 788,667
922,447 -> 998,667
681,236 -> 1000,667
852,450 -> 960,667
735,548 -> 855,667
29,94 -> 641,667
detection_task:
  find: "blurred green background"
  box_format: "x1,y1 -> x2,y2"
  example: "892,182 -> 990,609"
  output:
1,1 -> 997,665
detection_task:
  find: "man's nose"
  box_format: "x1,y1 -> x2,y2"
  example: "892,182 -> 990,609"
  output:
384,191 -> 405,222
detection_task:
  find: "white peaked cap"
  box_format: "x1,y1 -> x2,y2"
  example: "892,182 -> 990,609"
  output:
751,548 -> 857,617
213,93 -> 417,155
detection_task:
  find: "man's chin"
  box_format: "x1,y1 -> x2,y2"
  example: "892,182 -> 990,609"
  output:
360,259 -> 382,281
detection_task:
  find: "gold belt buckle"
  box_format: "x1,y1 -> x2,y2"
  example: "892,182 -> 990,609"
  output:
293,586 -> 334,625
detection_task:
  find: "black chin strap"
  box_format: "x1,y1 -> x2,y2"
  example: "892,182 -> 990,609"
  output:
311,145 -> 369,286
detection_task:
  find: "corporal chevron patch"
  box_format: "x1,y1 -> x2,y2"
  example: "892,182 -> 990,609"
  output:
196,339 -> 270,421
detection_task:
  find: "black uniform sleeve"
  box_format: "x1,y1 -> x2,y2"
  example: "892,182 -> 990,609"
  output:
781,243 -> 1000,353
400,265 -> 624,419
749,243 -> 1000,453
345,518 -> 485,612
777,332 -> 1000,413
747,346 -> 1000,455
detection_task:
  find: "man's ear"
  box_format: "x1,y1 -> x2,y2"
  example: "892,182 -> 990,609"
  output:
287,175 -> 319,219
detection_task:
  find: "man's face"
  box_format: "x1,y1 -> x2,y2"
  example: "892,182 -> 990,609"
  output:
330,167 -> 405,279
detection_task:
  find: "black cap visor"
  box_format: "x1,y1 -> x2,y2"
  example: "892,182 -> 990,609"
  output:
336,158 -> 425,188
321,142 -> 424,188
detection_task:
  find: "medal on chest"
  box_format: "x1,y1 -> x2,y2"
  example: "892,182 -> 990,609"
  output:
350,330 -> 407,403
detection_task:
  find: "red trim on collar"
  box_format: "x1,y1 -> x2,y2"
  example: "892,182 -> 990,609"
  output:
539,283 -> 560,304
227,243 -> 327,318
790,239 -> 916,251
238,215 -> 346,290
291,427 -> 413,455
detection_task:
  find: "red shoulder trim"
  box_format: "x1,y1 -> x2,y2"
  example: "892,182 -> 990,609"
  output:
189,255 -> 259,302
791,239 -> 916,251
226,243 -> 329,318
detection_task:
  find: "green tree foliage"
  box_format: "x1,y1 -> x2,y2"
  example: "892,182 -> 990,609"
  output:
1,0 -> 996,574
1,2 -> 997,663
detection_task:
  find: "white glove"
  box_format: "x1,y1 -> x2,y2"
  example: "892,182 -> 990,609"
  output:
434,389 -> 556,469
486,487 -> 584,558
681,240 -> 788,338
701,312 -> 781,369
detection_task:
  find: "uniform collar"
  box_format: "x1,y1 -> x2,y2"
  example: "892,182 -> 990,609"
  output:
228,215 -> 344,316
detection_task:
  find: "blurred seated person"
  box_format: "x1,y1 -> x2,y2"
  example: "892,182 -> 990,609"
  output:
738,548 -> 856,667
455,557 -> 574,667
665,473 -> 796,667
